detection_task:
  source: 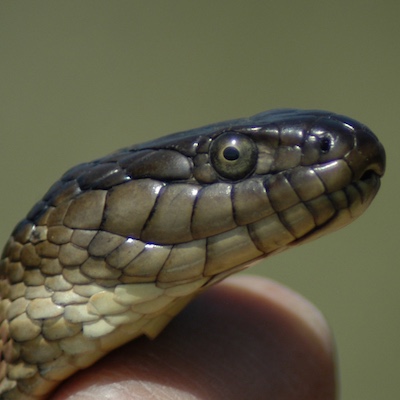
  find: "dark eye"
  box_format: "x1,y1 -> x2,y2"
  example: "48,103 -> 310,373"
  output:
210,132 -> 258,180
319,135 -> 332,153
223,146 -> 240,161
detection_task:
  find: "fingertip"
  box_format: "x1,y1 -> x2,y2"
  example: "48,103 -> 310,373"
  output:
55,275 -> 337,400
224,275 -> 335,356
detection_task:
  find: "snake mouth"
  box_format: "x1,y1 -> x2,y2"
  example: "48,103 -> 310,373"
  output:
356,170 -> 382,208
245,129 -> 386,256
329,122 -> 386,222
282,146 -> 385,251
360,169 -> 378,183
289,170 -> 382,249
350,173 -> 381,209
358,155 -> 385,182
350,130 -> 385,209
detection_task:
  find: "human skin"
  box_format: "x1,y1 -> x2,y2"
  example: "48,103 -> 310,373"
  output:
52,276 -> 336,400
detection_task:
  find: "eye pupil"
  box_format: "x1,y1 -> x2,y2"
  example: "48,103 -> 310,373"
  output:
223,146 -> 240,161
320,136 -> 331,153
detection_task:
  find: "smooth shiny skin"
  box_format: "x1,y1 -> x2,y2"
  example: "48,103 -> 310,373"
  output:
0,109 -> 386,399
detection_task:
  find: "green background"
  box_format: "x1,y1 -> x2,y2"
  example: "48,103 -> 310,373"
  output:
0,2 -> 398,399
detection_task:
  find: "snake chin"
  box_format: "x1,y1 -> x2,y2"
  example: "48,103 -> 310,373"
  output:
289,172 -> 382,249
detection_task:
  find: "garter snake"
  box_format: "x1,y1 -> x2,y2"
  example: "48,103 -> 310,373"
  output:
0,109 -> 386,399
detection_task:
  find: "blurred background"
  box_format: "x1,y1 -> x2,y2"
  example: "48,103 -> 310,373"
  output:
0,2 -> 398,399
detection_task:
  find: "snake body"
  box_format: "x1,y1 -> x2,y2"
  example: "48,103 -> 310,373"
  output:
0,109 -> 385,399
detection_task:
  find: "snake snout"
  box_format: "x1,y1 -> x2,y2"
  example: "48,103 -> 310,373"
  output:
330,113 -> 386,182
354,127 -> 386,182
339,117 -> 386,184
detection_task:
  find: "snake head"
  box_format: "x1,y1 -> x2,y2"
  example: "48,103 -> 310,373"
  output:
123,109 -> 386,251
0,109 -> 385,399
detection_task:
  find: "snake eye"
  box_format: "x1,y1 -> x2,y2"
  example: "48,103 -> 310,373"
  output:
210,132 -> 258,180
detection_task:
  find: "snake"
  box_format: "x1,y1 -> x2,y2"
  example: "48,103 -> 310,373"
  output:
0,109 -> 385,399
